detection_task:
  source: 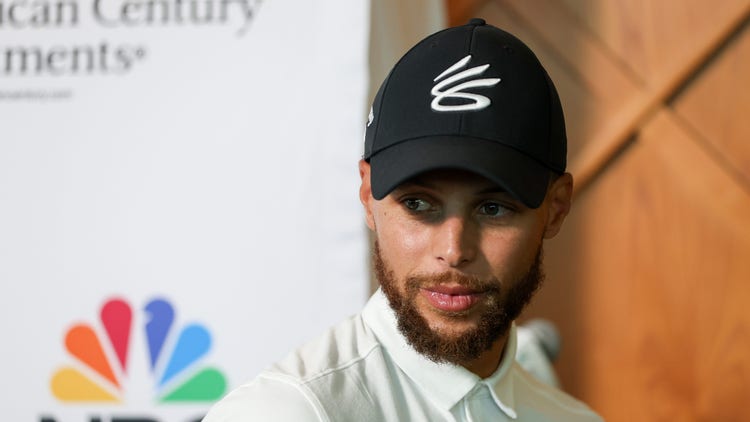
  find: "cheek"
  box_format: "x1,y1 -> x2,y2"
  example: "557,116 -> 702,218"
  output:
482,224 -> 543,279
374,213 -> 431,277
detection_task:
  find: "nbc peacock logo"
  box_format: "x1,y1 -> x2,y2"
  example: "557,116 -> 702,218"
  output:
50,297 -> 227,404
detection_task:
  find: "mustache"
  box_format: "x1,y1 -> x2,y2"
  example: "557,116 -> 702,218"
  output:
404,272 -> 501,293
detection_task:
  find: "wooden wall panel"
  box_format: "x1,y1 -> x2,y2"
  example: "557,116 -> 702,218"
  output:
559,0 -> 750,86
531,108 -> 750,420
562,110 -> 750,420
444,0 -> 750,419
673,23 -> 750,185
446,0 -> 483,26
490,0 -> 750,193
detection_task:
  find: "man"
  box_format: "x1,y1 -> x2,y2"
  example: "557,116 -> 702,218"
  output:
204,19 -> 602,421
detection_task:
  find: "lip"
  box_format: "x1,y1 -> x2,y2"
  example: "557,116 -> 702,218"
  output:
419,286 -> 485,313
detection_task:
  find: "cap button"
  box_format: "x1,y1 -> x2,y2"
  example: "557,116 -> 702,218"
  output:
468,18 -> 486,26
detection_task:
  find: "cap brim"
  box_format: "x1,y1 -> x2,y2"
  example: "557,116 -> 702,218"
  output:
369,136 -> 551,208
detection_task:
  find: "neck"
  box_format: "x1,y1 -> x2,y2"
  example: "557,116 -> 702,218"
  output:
461,332 -> 509,378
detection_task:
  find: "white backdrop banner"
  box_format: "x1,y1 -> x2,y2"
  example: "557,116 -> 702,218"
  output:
0,0 -> 369,420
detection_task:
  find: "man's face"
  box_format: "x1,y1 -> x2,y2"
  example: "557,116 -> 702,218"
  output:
359,161 -> 572,368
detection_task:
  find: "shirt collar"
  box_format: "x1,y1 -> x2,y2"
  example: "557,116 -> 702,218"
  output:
362,289 -> 517,419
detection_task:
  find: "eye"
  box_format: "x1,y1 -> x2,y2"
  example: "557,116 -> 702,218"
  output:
478,201 -> 512,217
402,198 -> 432,212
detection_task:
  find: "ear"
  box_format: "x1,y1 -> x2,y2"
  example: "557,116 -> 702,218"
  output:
359,160 -> 376,231
543,172 -> 573,239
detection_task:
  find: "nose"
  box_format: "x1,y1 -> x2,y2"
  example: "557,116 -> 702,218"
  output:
432,215 -> 477,268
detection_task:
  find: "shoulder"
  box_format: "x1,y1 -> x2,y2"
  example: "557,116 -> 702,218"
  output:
202,374 -> 325,422
270,312 -> 381,381
204,313 -> 383,422
512,363 -> 604,421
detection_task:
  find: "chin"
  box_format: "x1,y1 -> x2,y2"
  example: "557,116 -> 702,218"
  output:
424,312 -> 483,337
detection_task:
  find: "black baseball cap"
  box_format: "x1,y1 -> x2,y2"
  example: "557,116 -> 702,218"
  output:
364,18 -> 566,209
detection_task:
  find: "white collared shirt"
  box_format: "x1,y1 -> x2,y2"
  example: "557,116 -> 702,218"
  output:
203,290 -> 603,421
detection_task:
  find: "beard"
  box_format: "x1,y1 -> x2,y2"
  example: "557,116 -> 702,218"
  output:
374,241 -> 545,366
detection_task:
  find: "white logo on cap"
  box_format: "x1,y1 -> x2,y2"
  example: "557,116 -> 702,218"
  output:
431,55 -> 500,112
